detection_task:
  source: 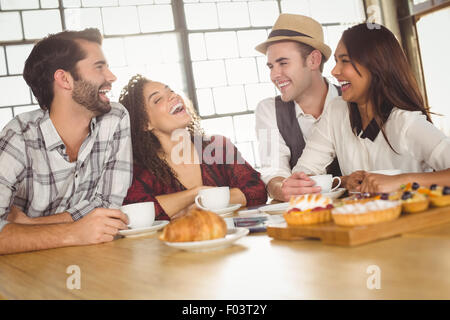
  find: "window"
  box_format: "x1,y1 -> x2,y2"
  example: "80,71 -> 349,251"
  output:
0,0 -> 366,168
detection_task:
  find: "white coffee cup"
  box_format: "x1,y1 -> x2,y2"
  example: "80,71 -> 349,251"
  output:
195,186 -> 230,210
310,174 -> 341,193
120,202 -> 155,229
370,169 -> 402,175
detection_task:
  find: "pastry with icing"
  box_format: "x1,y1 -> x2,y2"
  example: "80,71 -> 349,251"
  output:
332,200 -> 401,226
283,194 -> 333,225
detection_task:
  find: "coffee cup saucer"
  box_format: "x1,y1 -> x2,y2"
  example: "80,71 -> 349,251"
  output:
322,187 -> 346,199
118,220 -> 169,237
202,203 -> 242,217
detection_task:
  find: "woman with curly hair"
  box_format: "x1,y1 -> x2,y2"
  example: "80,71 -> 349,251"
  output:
119,75 -> 267,220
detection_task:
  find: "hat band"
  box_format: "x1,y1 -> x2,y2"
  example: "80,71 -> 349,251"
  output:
268,29 -> 312,39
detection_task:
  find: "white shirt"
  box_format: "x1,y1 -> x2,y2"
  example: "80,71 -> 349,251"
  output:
255,83 -> 339,184
293,97 -> 450,175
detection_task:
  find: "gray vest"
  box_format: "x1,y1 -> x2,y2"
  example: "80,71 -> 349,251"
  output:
275,85 -> 342,177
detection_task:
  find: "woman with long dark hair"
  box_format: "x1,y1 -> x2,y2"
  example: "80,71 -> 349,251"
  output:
292,23 -> 450,192
119,75 -> 267,220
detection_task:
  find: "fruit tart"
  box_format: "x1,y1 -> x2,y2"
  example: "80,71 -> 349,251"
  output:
332,200 -> 401,227
400,182 -> 430,213
428,184 -> 450,207
283,194 -> 333,226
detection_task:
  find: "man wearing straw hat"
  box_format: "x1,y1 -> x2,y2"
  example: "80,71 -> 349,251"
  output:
255,13 -> 341,202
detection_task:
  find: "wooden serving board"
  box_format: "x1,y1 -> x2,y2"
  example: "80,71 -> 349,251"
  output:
266,206 -> 450,246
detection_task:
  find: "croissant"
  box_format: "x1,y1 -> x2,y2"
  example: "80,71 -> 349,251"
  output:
159,208 -> 227,242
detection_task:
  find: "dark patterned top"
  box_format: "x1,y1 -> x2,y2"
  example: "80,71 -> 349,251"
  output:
123,135 -> 268,220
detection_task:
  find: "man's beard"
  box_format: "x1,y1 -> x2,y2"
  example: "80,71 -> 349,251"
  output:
72,78 -> 112,116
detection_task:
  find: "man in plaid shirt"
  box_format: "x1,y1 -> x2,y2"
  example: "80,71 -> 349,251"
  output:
0,28 -> 132,254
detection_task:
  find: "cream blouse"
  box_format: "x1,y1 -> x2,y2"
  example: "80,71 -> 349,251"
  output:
293,97 -> 450,176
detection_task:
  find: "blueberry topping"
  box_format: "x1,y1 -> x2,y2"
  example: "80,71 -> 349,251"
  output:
430,184 -> 438,190
380,193 -> 389,200
401,191 -> 412,200
443,186 -> 450,195
412,182 -> 420,190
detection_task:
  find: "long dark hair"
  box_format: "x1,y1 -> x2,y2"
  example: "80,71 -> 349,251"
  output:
119,74 -> 204,185
23,28 -> 102,111
341,23 -> 431,149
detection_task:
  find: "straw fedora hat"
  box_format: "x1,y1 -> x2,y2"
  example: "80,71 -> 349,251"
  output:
255,13 -> 331,61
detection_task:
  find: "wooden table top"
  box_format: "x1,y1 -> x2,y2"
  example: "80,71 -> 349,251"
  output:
1,225 -> 450,300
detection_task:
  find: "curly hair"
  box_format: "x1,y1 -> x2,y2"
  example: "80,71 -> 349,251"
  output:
23,28 -> 103,111
119,74 -> 204,185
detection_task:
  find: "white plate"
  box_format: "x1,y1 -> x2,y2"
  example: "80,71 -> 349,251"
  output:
118,220 -> 169,237
259,202 -> 290,215
163,227 -> 249,252
322,187 -> 346,199
209,203 -> 242,216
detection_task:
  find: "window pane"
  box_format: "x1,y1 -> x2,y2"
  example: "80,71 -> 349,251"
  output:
280,0 -> 311,16
196,88 -> 215,116
40,0 -> 59,8
233,114 -> 256,142
245,82 -> 276,110
256,56 -> 270,82
64,8 -> 103,32
138,5 -> 175,33
188,33 -> 207,61
102,6 -> 140,35
212,86 -> 246,114
81,0 -> 117,7
22,10 -> 62,40
63,0 -> 81,7
124,34 -> 162,65
237,29 -> 267,57
184,3 -> 218,30
310,0 -> 365,24
103,38 -> 127,67
0,48 -> 6,75
225,57 -> 259,85
13,104 -> 40,116
0,0 -> 39,10
0,12 -> 23,42
5,44 -> 33,75
0,108 -> 13,131
0,76 -> 31,107
192,60 -> 227,88
201,116 -> 235,142
217,2 -> 250,28
235,142 -> 255,167
205,31 -> 238,59
119,0 -> 153,5
248,1 -> 279,27
159,32 -> 182,63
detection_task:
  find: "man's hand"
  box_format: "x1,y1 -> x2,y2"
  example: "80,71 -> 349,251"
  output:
343,170 -> 367,191
6,206 -> 32,224
69,208 -> 129,245
277,172 -> 321,202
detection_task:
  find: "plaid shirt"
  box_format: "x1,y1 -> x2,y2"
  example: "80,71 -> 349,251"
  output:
0,102 -> 133,232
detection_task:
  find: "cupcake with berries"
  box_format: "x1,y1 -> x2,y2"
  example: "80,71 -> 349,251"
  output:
400,182 -> 430,213
283,194 -> 333,226
428,184 -> 450,207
